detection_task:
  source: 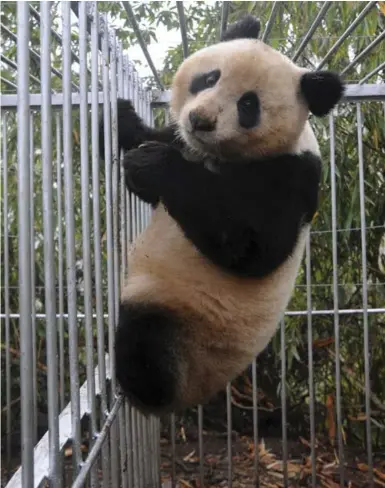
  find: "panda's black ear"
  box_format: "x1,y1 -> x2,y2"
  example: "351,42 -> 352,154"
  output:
300,71 -> 345,117
221,14 -> 261,42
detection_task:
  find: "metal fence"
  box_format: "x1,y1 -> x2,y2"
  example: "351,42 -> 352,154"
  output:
1,2 -> 385,488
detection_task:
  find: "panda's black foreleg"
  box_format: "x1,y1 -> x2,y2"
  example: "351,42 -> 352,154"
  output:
99,98 -> 180,160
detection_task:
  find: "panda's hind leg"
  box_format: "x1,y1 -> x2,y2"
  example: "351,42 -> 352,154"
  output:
115,301 -> 183,413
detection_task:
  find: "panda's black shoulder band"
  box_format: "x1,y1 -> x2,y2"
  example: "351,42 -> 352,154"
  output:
123,143 -> 322,278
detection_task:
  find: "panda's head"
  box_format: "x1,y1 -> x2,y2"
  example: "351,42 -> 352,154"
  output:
170,15 -> 344,161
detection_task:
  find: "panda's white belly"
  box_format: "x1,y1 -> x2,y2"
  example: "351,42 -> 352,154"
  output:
122,204 -> 308,360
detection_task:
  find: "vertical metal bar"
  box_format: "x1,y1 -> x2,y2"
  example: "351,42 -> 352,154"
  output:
136,195 -> 142,233
62,0 -> 82,473
357,103 -> 373,485
2,113 -> 12,474
155,417 -> 161,488
198,405 -> 204,487
123,56 -> 131,262
252,358 -> 259,485
41,3 -> 61,485
110,30 -> 120,344
329,112 -> 344,486
142,415 -> 150,487
101,13 -> 119,488
226,382 -> 233,488
220,1 -> 230,40
170,414 -> 176,488
176,1 -> 189,58
90,3 -> 110,485
150,418 -> 155,486
132,194 -> 137,238
117,41 -> 130,488
118,46 -> 127,284
306,236 -> 316,487
29,111 -> 37,446
125,401 -> 134,488
119,406 -> 128,488
127,191 -> 133,253
132,408 -> 140,488
78,4 -> 97,486
280,320 -> 288,486
17,3 -> 34,485
151,416 -> 158,487
137,411 -> 144,488
56,112 -> 65,411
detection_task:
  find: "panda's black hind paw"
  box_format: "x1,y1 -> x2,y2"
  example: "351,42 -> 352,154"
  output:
115,301 -> 181,413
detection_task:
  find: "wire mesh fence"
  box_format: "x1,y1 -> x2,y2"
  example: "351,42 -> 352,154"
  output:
1,1 -> 385,488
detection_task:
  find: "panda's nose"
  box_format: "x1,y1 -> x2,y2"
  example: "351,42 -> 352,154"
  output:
189,111 -> 216,132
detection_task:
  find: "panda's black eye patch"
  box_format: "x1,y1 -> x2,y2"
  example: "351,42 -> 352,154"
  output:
237,91 -> 260,129
189,69 -> 221,94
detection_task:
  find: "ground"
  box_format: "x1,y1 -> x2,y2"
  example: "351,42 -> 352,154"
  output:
160,427 -> 385,488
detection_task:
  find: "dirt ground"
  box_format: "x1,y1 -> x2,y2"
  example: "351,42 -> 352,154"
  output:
160,428 -> 385,488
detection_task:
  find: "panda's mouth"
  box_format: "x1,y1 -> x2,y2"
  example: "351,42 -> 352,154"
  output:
184,129 -> 220,157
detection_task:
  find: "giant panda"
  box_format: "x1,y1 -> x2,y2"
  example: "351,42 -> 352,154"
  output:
99,15 -> 344,415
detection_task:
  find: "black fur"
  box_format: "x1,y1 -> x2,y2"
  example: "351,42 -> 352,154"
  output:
190,69 -> 221,94
221,14 -> 261,42
300,71 -> 345,116
115,302 -> 180,410
99,98 -> 180,159
237,91 -> 260,129
123,142 -> 321,278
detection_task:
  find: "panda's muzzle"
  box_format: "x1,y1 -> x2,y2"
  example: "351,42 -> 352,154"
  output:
189,110 -> 216,132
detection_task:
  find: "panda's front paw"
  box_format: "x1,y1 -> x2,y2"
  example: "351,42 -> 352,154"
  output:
123,142 -> 177,170
122,143 -> 176,205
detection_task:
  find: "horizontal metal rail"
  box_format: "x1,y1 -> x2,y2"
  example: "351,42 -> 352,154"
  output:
2,83 -> 382,109
151,83 -> 385,105
1,308 -> 384,320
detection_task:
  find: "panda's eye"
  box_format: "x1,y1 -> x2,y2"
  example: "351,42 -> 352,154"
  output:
240,98 -> 252,107
237,91 -> 260,129
205,73 -> 218,87
190,69 -> 221,94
